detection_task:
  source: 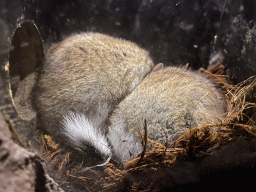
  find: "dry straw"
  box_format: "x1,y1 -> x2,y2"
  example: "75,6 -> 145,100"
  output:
41,63 -> 256,191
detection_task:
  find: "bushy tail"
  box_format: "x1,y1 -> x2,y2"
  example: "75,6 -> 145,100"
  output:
61,111 -> 112,159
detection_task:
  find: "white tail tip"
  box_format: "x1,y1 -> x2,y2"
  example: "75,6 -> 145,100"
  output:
61,111 -> 111,157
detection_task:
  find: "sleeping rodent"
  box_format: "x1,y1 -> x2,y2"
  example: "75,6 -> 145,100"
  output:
32,32 -> 155,148
62,66 -> 226,163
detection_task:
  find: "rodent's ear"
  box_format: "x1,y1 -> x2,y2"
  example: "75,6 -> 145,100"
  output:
153,63 -> 164,71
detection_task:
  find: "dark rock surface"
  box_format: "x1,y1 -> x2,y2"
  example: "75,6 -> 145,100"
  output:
1,0 -> 256,83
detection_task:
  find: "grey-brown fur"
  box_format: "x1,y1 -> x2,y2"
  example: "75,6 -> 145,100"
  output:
32,32 -> 154,145
107,67 -> 226,162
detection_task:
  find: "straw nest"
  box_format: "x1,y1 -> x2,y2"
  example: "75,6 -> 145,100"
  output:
101,63 -> 256,191
42,63 -> 256,191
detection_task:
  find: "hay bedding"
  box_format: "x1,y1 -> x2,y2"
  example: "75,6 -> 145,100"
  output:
42,63 -> 256,191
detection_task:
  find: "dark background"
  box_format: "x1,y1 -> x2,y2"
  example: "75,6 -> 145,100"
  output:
1,0 -> 256,83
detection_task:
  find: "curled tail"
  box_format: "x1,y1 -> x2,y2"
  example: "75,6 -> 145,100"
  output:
61,111 -> 143,166
61,111 -> 112,162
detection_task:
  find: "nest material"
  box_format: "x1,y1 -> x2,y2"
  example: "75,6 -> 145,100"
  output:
41,63 -> 256,191
102,63 -> 256,192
